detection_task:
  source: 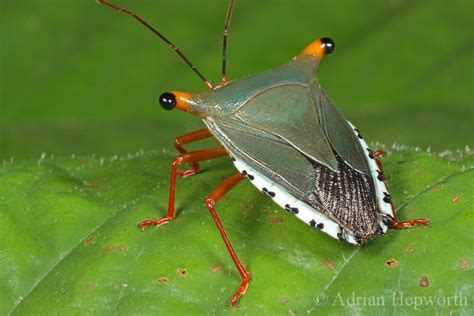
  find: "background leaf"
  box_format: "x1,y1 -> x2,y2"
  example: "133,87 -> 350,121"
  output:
1,0 -> 473,160
1,0 -> 473,314
1,148 -> 473,314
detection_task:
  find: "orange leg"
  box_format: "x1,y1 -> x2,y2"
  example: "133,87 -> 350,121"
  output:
372,149 -> 386,159
373,149 -> 430,229
205,173 -> 250,306
139,148 -> 227,230
390,218 -> 430,229
174,129 -> 212,177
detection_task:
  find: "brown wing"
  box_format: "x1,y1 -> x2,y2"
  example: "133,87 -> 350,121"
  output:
308,155 -> 380,239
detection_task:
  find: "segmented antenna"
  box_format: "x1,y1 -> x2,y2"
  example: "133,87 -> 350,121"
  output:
97,0 -> 213,90
221,0 -> 235,83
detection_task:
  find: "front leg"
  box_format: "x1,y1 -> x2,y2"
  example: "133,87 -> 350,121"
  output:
174,129 -> 212,177
139,148 -> 228,230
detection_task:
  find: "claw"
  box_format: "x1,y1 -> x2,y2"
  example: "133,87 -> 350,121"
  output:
373,149 -> 386,159
390,218 -> 430,229
230,277 -> 250,307
138,216 -> 173,231
177,162 -> 200,177
177,168 -> 198,177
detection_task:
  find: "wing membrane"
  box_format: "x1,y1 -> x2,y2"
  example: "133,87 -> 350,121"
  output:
313,84 -> 370,175
235,84 -> 338,172
204,117 -> 315,199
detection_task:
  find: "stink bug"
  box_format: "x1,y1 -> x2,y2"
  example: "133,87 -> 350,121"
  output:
97,0 -> 429,306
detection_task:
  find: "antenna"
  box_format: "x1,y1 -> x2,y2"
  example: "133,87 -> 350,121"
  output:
221,0 -> 235,83
97,0 -> 213,90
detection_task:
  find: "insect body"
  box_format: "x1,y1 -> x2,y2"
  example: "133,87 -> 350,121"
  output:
195,52 -> 396,244
98,0 -> 429,306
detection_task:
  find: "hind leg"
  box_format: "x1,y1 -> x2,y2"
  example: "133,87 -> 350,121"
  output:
373,149 -> 430,229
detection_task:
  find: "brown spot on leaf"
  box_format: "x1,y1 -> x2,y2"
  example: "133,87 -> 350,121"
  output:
176,268 -> 187,276
86,282 -> 96,292
460,259 -> 470,270
431,184 -> 442,190
407,209 -> 415,215
405,246 -> 415,254
280,297 -> 289,304
102,245 -> 114,253
451,195 -> 460,203
244,203 -> 254,210
270,217 -> 283,224
157,277 -> 169,283
385,259 -> 399,267
211,265 -> 223,273
88,183 -> 100,189
322,258 -> 335,271
419,276 -> 429,287
84,235 -> 96,246
116,244 -> 126,251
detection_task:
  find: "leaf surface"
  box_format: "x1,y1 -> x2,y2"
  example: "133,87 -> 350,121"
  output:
1,148 -> 472,314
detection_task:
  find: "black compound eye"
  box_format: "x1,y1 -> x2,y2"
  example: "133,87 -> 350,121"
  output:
159,92 -> 176,110
320,37 -> 335,55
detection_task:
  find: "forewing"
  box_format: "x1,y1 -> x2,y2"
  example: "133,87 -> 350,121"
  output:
235,84 -> 338,172
206,116 -> 381,240
312,84 -> 371,175
204,117 -> 315,200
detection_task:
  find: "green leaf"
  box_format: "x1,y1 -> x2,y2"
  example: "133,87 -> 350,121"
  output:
1,148 -> 473,314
